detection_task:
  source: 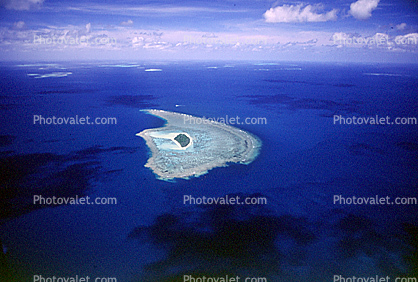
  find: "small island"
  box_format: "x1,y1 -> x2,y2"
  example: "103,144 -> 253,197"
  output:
174,133 -> 190,148
137,109 -> 261,180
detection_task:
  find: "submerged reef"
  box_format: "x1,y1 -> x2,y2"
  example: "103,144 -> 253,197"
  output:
137,109 -> 261,180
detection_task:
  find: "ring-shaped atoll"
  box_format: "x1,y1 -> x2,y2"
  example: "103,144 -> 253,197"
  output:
137,109 -> 262,180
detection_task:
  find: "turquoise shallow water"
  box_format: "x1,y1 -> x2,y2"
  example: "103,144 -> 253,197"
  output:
0,62 -> 417,281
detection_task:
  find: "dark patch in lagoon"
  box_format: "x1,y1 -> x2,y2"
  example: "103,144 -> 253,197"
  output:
41,162 -> 99,198
105,94 -> 158,108
243,94 -> 361,116
129,193 -> 316,281
402,223 -> 418,276
0,153 -> 96,222
335,214 -> 416,276
346,143 -> 385,156
0,135 -> 15,147
0,153 -> 62,190
0,145 -> 137,223
70,145 -> 137,160
264,79 -> 355,88
0,95 -> 19,111
44,138 -> 76,143
37,89 -> 96,95
396,142 -> 418,152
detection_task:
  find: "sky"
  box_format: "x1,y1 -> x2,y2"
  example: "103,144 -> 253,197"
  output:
0,0 -> 417,62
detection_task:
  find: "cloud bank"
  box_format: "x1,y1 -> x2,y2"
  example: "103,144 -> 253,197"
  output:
2,0 -> 44,10
263,4 -> 338,23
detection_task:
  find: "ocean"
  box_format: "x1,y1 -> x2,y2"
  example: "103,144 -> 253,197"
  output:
0,61 -> 417,281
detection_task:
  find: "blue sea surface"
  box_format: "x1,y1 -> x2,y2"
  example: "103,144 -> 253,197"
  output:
0,62 -> 417,281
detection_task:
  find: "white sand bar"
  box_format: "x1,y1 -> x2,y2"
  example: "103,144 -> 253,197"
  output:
137,109 -> 262,180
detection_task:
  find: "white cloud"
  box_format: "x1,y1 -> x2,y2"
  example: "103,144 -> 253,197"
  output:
330,32 -> 418,51
120,20 -> 134,26
3,0 -> 44,10
263,4 -> 338,23
202,33 -> 217,38
132,37 -> 144,42
63,4 -> 248,17
394,33 -> 418,45
349,0 -> 380,20
331,32 -> 390,47
396,23 -> 407,30
86,23 -> 91,33
13,21 -> 26,30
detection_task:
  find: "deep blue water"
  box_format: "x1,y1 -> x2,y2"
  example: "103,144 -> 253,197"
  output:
0,62 -> 417,281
